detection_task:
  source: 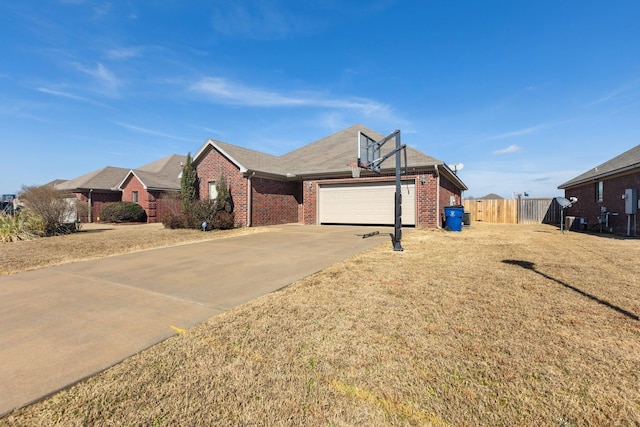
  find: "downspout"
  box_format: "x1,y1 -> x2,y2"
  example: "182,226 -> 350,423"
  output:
435,165 -> 441,229
88,189 -> 93,223
246,172 -> 255,227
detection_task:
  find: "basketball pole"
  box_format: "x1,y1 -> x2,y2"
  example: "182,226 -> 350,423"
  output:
393,131 -> 403,251
358,129 -> 406,251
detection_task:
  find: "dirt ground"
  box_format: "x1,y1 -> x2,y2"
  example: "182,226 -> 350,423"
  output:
1,222 -> 639,426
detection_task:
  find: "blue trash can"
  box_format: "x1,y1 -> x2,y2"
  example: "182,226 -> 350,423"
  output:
444,206 -> 464,231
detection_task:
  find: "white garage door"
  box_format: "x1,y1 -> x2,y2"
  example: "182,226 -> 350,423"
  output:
318,181 -> 415,225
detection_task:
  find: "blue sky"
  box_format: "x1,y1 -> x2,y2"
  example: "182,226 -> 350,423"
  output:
1,1 -> 639,198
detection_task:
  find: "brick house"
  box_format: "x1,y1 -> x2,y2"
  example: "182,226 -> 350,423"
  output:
193,124 -> 467,228
558,144 -> 640,234
57,155 -> 185,223
117,154 -> 185,223
55,166 -> 129,222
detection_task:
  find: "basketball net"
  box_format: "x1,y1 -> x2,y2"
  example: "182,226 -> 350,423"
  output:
350,166 -> 361,178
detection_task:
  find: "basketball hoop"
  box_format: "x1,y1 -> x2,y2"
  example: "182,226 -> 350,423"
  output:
350,166 -> 361,178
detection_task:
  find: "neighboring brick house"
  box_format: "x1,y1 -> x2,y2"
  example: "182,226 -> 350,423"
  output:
193,124 -> 467,228
56,155 -> 185,223
558,144 -> 640,234
117,154 -> 185,223
55,166 -> 129,222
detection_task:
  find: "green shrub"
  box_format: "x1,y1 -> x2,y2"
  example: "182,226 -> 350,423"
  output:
99,202 -> 147,223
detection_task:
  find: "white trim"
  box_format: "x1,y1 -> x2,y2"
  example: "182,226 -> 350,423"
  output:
115,170 -> 148,190
193,139 -> 248,173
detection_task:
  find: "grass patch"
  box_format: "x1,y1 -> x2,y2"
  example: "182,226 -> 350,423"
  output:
0,223 -> 263,275
1,223 -> 639,425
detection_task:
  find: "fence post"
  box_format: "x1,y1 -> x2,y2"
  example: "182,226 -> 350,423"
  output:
517,194 -> 522,224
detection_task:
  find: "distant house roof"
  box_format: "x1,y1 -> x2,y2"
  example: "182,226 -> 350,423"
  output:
55,166 -> 129,192
194,124 -> 468,190
559,144 -> 640,189
45,179 -> 68,187
480,193 -> 504,200
117,154 -> 186,191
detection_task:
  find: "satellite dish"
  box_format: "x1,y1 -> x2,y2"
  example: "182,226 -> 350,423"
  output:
448,163 -> 464,174
555,197 -> 572,208
555,196 -> 577,209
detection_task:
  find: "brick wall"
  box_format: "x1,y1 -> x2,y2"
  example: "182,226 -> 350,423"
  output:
121,175 -> 152,221
418,171 -> 439,228
564,170 -> 640,234
75,191 -> 122,222
439,174 -> 463,227
251,177 -> 301,226
194,145 -> 247,227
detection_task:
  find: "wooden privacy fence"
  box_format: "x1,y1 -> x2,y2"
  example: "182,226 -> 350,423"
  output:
463,198 -> 561,224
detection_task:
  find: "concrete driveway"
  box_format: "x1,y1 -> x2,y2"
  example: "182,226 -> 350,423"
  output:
0,224 -> 393,416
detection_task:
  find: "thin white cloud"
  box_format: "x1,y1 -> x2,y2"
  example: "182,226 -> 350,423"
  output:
493,144 -> 521,155
92,3 -> 112,17
74,62 -> 120,91
114,122 -> 191,141
484,125 -> 543,142
191,77 -> 394,118
586,80 -> 640,107
106,47 -> 142,60
211,2 -> 304,40
36,87 -> 109,107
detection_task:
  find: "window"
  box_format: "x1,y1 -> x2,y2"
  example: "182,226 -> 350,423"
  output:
209,181 -> 218,200
596,181 -> 603,203
132,191 -> 139,204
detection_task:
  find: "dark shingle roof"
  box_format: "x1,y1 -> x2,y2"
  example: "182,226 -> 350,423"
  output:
558,144 -> 640,189
55,166 -> 129,192
194,124 -> 463,185
480,193 -> 504,200
119,154 -> 186,191
281,124 -> 443,175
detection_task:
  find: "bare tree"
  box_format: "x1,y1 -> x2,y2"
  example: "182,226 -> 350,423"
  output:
19,184 -> 75,236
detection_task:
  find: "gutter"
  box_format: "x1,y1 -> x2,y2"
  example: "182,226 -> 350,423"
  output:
435,165 -> 441,229
88,189 -> 93,223
247,171 -> 255,227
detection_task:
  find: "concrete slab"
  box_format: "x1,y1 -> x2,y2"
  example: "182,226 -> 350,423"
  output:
0,224 -> 394,416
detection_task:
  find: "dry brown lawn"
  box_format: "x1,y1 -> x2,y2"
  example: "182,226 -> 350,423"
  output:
0,223 -> 263,276
1,222 -> 639,426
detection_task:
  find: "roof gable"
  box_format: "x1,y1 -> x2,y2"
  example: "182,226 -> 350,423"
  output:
559,144 -> 640,188
118,154 -> 186,191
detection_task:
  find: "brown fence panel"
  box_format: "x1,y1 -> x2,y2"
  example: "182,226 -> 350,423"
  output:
464,198 -> 560,224
518,198 -> 560,224
464,199 -> 517,224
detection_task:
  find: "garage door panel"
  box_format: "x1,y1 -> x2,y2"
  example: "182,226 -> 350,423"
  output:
318,182 -> 415,225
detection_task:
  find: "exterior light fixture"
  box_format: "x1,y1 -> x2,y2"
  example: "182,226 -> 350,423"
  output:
420,175 -> 426,185
308,181 -> 313,191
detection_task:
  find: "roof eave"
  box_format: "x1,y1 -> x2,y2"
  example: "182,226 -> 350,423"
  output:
194,139 -> 248,174
558,163 -> 640,189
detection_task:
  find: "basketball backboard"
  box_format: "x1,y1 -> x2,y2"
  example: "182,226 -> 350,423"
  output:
358,131 -> 382,173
